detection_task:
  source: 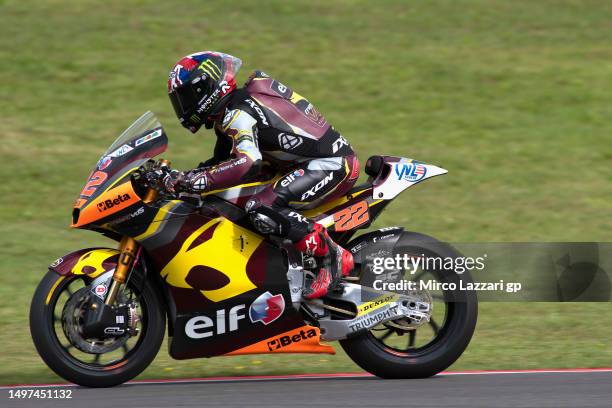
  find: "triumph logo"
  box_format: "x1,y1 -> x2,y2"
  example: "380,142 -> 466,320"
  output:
267,328 -> 317,351
97,194 -> 132,212
278,133 -> 303,150
349,305 -> 399,333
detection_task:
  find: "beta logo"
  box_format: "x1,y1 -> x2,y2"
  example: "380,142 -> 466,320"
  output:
97,194 -> 132,212
249,292 -> 285,325
267,328 -> 317,351
395,162 -> 426,182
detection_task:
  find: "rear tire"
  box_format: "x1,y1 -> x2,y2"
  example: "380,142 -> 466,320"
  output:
30,270 -> 166,387
340,232 -> 478,378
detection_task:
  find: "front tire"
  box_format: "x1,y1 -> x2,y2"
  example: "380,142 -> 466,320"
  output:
30,270 -> 166,387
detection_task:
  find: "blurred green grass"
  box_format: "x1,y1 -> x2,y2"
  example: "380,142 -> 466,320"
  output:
1,0 -> 611,384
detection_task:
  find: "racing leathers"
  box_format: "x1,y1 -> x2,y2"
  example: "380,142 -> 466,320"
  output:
180,71 -> 360,298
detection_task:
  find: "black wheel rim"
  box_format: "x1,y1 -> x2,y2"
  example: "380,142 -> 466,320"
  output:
365,252 -> 458,357
48,275 -> 149,371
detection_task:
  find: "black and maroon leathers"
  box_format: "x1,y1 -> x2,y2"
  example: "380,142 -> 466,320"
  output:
182,71 -> 358,298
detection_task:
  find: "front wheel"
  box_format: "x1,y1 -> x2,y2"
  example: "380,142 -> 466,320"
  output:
30,270 -> 166,387
340,232 -> 478,378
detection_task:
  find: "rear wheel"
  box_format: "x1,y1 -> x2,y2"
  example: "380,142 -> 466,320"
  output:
340,233 -> 478,378
30,270 -> 165,387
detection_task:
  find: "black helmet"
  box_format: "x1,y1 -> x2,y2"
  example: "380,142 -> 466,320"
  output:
167,51 -> 242,133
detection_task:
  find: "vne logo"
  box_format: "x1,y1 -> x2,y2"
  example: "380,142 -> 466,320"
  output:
395,162 -> 426,182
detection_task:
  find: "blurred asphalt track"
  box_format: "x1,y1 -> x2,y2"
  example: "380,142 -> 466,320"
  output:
3,369 -> 612,407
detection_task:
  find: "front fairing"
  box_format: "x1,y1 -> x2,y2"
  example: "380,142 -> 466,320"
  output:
71,112 -> 168,229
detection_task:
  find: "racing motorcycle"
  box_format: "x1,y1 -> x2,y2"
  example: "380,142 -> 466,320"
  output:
30,112 -> 477,387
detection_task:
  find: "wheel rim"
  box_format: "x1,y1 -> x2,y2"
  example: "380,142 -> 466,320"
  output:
365,253 -> 458,357
48,275 -> 148,371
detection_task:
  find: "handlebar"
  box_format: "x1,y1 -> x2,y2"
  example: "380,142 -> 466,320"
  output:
141,159 -> 170,204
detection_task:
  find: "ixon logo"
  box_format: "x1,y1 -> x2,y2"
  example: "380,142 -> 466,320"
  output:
267,328 -> 317,351
245,99 -> 269,125
301,173 -> 333,201
97,194 -> 132,212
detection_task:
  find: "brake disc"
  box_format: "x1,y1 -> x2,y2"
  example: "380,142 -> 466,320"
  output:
61,286 -> 129,354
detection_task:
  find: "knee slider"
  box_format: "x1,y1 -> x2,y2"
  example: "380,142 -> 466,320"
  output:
249,212 -> 281,235
246,199 -> 288,236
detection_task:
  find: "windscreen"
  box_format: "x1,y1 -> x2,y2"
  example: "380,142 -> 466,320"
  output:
74,111 -> 168,210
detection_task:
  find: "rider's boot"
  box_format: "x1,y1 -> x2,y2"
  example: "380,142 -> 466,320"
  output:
295,223 -> 354,299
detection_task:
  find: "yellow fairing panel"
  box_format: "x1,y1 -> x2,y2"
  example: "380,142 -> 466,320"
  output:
71,248 -> 119,278
160,218 -> 263,302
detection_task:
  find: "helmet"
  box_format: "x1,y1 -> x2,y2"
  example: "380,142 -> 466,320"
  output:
168,51 -> 242,133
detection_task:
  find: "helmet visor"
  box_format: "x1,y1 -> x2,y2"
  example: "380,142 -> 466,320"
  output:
169,85 -> 198,117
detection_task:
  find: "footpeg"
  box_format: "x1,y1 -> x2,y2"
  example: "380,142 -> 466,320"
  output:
303,256 -> 317,269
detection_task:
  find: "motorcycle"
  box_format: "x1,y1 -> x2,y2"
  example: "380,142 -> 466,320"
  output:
30,112 -> 477,387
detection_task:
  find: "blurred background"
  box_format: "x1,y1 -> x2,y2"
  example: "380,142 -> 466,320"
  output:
1,0 -> 611,384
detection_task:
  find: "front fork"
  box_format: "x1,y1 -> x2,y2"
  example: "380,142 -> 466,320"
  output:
105,236 -> 139,305
104,159 -> 169,305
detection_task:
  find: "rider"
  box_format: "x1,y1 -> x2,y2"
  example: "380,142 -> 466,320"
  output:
160,51 -> 359,299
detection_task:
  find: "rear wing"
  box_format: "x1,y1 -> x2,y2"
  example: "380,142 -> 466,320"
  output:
304,156 -> 447,241
372,156 -> 447,200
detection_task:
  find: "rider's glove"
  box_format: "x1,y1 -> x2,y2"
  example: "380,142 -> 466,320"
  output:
132,161 -> 185,197
158,168 -> 185,195
183,169 -> 209,193
131,160 -> 159,195
132,160 -> 155,185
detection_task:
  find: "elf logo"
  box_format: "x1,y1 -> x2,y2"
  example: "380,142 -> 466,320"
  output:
267,328 -> 317,351
185,305 -> 246,339
280,169 -> 304,187
249,292 -> 285,325
97,194 -> 132,212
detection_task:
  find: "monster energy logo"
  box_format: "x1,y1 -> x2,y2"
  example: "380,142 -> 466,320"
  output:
199,59 -> 221,80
